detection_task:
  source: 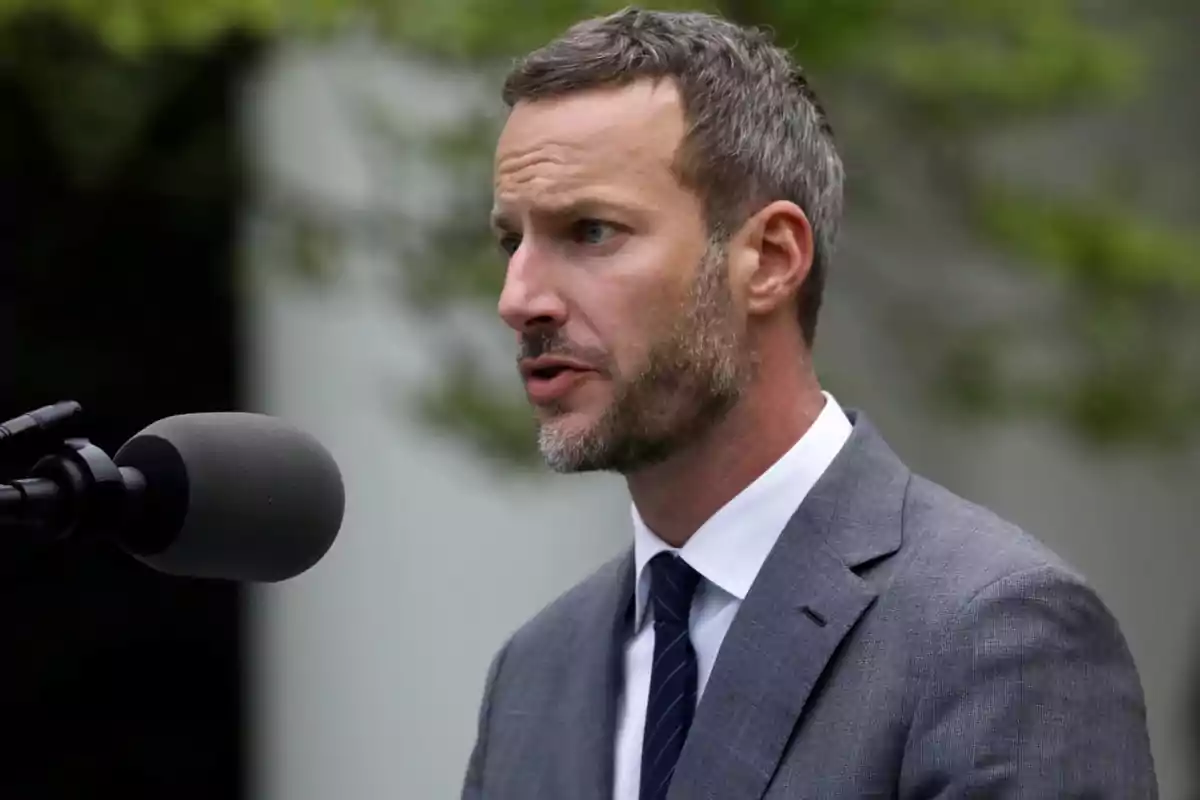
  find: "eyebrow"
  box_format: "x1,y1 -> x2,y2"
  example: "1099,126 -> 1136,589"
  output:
489,209 -> 516,234
490,197 -> 642,234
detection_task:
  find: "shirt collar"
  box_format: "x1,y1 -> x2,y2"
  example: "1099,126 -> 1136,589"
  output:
630,392 -> 852,630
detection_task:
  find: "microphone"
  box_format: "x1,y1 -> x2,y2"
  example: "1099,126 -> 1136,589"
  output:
0,405 -> 344,582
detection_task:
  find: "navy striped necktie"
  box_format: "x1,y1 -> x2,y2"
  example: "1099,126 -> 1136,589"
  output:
641,552 -> 703,800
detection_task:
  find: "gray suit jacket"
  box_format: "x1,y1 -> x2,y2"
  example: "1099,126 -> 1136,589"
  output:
462,412 -> 1157,798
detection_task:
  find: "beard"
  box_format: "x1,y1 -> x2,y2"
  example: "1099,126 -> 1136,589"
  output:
529,241 -> 754,474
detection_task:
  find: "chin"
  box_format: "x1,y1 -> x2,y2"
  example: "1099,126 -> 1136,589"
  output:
535,410 -> 607,469
536,405 -> 601,437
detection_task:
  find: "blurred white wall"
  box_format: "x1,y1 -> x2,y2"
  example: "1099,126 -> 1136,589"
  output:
241,39 -> 1200,800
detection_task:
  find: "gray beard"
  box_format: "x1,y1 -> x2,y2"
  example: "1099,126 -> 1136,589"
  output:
536,243 -> 753,474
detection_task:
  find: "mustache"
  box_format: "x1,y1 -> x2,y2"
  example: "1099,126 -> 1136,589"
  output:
518,330 -> 610,373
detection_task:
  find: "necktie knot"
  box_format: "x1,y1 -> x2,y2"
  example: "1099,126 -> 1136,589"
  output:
648,552 -> 701,627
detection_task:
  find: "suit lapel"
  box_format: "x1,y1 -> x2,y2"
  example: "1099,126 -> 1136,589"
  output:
561,549 -> 635,800
668,412 -> 909,800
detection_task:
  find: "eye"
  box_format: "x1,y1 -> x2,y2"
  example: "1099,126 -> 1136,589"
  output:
498,232 -> 522,257
572,219 -> 618,246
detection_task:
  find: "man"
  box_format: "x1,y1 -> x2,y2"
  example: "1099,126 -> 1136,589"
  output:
463,7 -> 1157,799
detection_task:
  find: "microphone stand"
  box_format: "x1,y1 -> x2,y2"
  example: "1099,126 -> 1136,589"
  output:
0,402 -> 145,543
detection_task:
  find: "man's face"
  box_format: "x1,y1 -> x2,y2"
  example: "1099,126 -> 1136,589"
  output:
492,80 -> 754,473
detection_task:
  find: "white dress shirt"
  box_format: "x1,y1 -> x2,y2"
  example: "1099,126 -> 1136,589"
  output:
611,392 -> 852,800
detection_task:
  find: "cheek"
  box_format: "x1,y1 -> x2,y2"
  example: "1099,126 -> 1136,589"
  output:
561,234 -> 701,368
566,293 -> 637,377
593,291 -> 686,380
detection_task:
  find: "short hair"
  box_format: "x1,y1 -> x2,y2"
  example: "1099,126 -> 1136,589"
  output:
502,7 -> 844,345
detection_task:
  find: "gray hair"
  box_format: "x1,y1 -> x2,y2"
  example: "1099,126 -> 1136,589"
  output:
502,6 -> 844,345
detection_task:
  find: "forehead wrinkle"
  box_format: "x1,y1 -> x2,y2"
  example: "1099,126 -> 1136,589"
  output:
493,83 -> 693,224
494,144 -> 591,208
494,152 -> 654,228
496,141 -> 584,178
495,139 -> 670,197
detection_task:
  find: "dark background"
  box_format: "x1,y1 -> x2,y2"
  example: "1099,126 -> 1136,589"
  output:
0,19 -> 249,798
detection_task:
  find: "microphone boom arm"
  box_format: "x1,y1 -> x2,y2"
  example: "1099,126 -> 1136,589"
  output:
0,435 -> 146,544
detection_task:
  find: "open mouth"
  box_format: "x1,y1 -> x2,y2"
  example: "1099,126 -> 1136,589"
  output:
522,362 -> 597,402
530,365 -> 576,380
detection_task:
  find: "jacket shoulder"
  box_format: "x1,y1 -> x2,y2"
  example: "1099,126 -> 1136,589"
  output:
502,549 -> 630,656
893,473 -> 1088,612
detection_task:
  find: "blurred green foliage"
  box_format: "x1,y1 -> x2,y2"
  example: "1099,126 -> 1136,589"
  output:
3,0 -> 1197,465
0,0 -> 341,53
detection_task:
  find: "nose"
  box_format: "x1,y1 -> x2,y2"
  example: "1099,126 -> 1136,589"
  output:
497,244 -> 567,334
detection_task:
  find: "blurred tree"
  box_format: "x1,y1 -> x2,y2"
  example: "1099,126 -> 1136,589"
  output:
3,0 -> 1197,468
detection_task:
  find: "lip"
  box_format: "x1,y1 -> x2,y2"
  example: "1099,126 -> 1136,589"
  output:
520,358 -> 599,404
518,356 -> 597,380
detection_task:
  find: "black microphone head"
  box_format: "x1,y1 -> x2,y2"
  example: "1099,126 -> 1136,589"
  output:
113,412 -> 344,582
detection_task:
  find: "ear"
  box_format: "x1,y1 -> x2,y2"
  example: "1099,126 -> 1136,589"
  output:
731,200 -> 814,317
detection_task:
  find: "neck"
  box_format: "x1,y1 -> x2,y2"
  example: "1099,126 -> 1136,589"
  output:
626,353 -> 825,548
